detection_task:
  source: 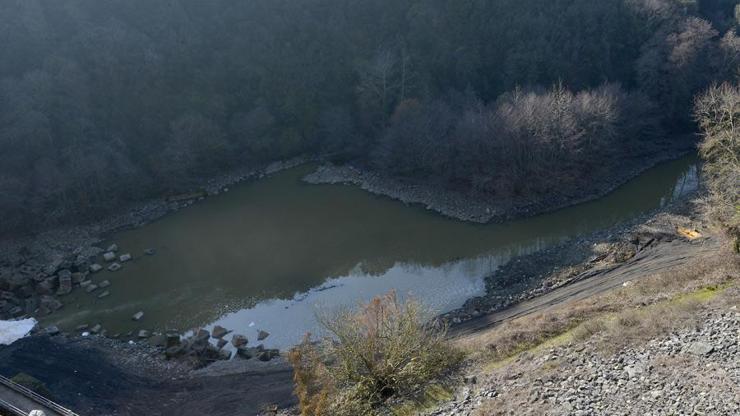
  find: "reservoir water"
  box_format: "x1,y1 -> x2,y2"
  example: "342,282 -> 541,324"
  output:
44,156 -> 699,349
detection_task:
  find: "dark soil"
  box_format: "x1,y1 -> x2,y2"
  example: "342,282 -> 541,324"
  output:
0,335 -> 295,416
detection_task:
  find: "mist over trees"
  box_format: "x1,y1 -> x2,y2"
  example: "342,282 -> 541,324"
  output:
0,0 -> 738,234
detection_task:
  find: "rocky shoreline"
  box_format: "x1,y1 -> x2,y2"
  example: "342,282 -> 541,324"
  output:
439,191 -> 701,329
304,146 -> 695,224
0,145 -> 697,373
0,157 -> 311,324
0,156 -> 311,267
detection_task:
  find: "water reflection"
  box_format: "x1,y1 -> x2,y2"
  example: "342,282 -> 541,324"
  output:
44,155 -> 699,345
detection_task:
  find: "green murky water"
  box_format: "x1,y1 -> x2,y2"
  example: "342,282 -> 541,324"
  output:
45,156 -> 698,349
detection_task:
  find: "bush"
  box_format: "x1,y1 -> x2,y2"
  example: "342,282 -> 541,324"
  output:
694,82 -> 740,247
287,291 -> 461,416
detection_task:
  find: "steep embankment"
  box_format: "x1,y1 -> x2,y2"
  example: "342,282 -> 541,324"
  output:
427,214 -> 739,416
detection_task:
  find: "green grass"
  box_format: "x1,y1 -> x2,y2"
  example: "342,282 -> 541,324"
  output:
480,283 -> 732,372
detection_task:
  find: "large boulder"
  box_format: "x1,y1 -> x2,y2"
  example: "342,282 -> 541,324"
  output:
211,325 -> 230,339
42,256 -> 65,276
166,333 -> 181,348
149,334 -> 167,347
166,344 -> 186,359
194,329 -> 210,342
56,274 -> 72,296
236,347 -> 254,359
231,334 -> 248,348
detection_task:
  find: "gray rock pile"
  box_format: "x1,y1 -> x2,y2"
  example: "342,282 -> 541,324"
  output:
0,241 -> 136,321
158,327 -> 280,367
430,307 -> 739,416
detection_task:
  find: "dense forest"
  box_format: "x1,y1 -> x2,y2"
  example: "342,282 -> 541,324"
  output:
0,0 -> 738,234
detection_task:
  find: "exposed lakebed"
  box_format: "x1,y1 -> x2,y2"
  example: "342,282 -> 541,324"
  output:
42,156 -> 699,350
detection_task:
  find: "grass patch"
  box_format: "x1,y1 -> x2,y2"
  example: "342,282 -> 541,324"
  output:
462,245 -> 738,367
390,384 -> 454,416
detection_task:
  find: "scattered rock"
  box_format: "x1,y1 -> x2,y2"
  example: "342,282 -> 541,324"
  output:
686,341 -> 714,356
144,248 -> 157,256
97,291 -> 110,299
211,325 -> 230,339
236,347 -> 254,359
464,376 -> 478,385
103,252 -> 116,262
217,338 -> 228,349
149,334 -> 167,347
257,330 -> 270,341
119,253 -> 132,263
106,244 -> 119,253
107,263 -> 122,272
138,330 -> 150,339
45,326 -> 60,336
56,273 -> 72,295
231,334 -> 248,348
194,329 -> 210,342
166,344 -> 186,358
219,349 -> 232,360
89,264 -> 103,273
98,280 -> 110,289
132,311 -> 145,321
90,324 -> 102,334
165,333 -> 181,348
85,284 -> 98,293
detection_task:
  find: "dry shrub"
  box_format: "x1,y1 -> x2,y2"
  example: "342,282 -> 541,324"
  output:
288,334 -> 334,416
287,291 -> 461,416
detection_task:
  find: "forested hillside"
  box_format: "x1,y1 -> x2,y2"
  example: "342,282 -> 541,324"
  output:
0,0 -> 737,234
